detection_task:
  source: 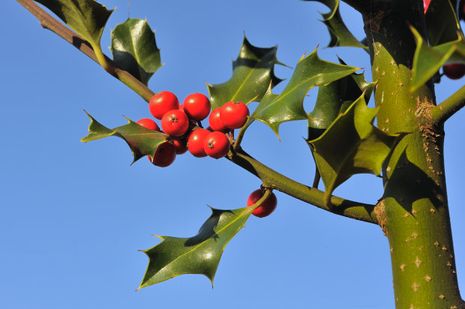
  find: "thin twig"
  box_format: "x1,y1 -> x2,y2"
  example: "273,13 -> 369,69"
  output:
17,0 -> 154,102
228,150 -> 377,224
432,84 -> 465,124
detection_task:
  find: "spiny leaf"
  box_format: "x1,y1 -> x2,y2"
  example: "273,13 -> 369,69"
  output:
305,0 -> 367,49
252,50 -> 359,135
81,112 -> 168,163
308,59 -> 374,139
410,27 -> 465,92
111,18 -> 161,85
207,37 -> 282,109
139,207 -> 254,288
308,94 -> 397,204
306,0 -> 338,18
35,0 -> 112,52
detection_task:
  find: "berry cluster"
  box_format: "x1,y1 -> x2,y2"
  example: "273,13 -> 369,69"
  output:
136,91 -> 249,167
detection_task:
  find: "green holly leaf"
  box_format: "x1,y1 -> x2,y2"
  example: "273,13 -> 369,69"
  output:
139,207 -> 254,288
425,0 -> 460,46
81,112 -> 168,163
305,0 -> 367,49
111,19 -> 161,85
308,59 -> 374,139
252,50 -> 359,135
410,27 -> 465,92
308,95 -> 397,205
207,37 -> 282,109
35,0 -> 112,54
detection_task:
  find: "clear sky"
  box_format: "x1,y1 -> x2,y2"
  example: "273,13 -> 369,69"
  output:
1,1 -> 464,308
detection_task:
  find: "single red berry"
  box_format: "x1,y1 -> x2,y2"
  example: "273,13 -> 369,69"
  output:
136,118 -> 160,131
209,107 -> 226,131
443,63 -> 465,80
149,142 -> 176,167
149,91 -> 179,119
423,0 -> 431,13
221,101 -> 249,129
247,189 -> 277,218
187,128 -> 210,157
183,93 -> 211,121
171,138 -> 187,154
161,110 -> 190,137
203,131 -> 230,159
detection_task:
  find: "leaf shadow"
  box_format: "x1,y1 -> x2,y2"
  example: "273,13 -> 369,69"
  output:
184,209 -> 234,246
382,150 -> 444,213
112,50 -> 151,85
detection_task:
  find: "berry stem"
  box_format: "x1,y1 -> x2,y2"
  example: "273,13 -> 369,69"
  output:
228,149 -> 377,224
246,188 -> 272,211
432,83 -> 465,124
233,118 -> 252,150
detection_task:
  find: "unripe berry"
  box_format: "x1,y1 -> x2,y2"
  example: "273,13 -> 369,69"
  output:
247,189 -> 277,218
149,91 -> 179,119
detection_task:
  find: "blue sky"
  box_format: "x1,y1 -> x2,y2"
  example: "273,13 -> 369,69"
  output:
1,1 -> 464,308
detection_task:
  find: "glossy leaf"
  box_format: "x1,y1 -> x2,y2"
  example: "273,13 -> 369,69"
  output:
252,50 -> 359,135
139,207 -> 253,288
411,27 -> 465,92
207,37 -> 282,109
308,95 -> 397,204
81,112 -> 168,163
305,0 -> 366,49
308,60 -> 374,139
35,0 -> 112,51
111,19 -> 161,85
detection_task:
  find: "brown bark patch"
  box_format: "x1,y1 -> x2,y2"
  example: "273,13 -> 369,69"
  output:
374,200 -> 388,235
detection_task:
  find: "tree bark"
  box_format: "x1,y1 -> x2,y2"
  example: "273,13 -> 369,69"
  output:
362,0 -> 464,307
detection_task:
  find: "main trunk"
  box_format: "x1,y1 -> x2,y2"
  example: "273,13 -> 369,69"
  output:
362,0 -> 464,307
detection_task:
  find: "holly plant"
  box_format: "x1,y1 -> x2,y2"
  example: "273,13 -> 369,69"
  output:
17,0 -> 465,307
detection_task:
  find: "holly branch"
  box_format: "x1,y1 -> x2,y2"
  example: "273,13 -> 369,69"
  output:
17,0 -> 377,224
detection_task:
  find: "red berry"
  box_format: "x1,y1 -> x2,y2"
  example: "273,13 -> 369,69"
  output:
136,118 -> 160,131
221,101 -> 249,129
443,63 -> 465,80
183,93 -> 211,121
209,107 -> 226,131
423,0 -> 431,13
187,128 -> 210,157
149,91 -> 179,119
171,138 -> 187,154
203,131 -> 230,159
161,110 -> 189,137
149,142 -> 176,167
247,189 -> 277,218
